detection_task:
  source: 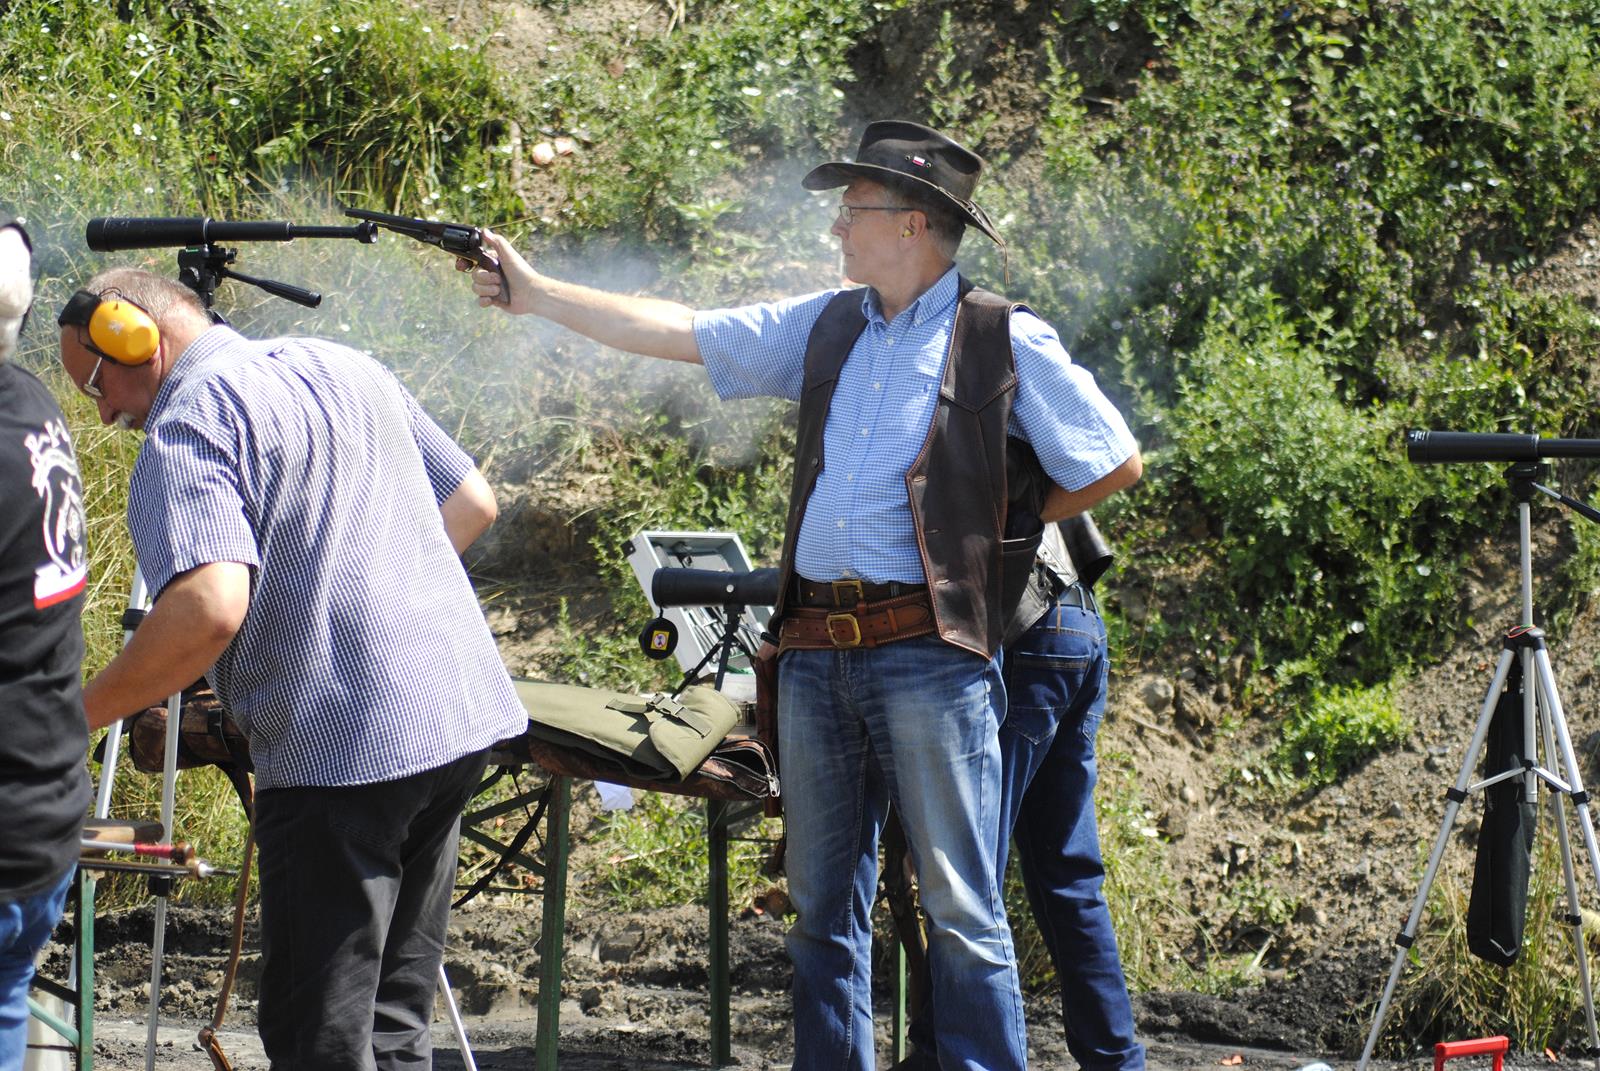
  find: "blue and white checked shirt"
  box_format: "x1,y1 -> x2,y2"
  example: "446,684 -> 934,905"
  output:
693,267 -> 1138,585
128,326 -> 525,790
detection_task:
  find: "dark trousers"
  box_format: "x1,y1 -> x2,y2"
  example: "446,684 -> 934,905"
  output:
254,749 -> 486,1071
1005,594 -> 1143,1070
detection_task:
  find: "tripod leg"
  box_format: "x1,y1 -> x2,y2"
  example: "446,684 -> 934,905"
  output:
1357,647 -> 1516,1071
1537,705 -> 1599,1048
1530,648 -> 1600,1049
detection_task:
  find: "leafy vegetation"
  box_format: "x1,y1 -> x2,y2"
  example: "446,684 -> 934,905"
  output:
592,792 -> 780,909
6,0 -> 1600,1036
1275,679 -> 1408,789
995,0 -> 1600,698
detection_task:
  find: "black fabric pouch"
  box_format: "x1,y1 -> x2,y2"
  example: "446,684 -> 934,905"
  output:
1467,657 -> 1538,966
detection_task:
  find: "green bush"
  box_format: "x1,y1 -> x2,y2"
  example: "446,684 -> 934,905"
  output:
0,0 -> 525,219
1005,0 -> 1600,693
1169,287 -> 1459,679
1275,680 -> 1407,789
516,0 -> 894,239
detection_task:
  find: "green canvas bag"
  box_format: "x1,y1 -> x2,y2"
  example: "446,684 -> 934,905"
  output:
513,679 -> 741,782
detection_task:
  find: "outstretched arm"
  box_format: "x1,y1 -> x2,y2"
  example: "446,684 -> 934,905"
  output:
463,229 -> 702,364
1041,452 -> 1143,522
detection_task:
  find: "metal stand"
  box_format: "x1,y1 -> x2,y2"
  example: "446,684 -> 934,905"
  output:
439,964 -> 479,1071
1358,462 -> 1600,1066
534,776 -> 571,1071
85,567 -> 179,1071
690,599 -> 762,1069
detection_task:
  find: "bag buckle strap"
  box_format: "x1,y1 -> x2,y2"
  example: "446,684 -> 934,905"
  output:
831,579 -> 864,607
825,612 -> 862,648
635,693 -> 718,738
649,695 -> 685,718
658,698 -> 716,738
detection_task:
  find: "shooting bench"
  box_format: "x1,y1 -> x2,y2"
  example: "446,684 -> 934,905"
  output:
95,678 -> 779,1071
467,727 -> 775,1070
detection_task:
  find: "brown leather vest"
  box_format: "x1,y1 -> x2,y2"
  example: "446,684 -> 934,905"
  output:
775,277 -> 1033,658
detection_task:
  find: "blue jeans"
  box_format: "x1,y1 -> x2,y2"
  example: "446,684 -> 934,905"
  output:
0,866 -> 74,1071
779,635 -> 1026,1071
1002,587 -> 1144,1070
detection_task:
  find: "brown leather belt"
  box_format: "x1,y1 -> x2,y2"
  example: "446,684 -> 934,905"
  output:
779,591 -> 936,651
790,575 -> 928,608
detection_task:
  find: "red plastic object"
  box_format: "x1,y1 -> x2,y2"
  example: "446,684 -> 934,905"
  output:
1434,1036 -> 1509,1071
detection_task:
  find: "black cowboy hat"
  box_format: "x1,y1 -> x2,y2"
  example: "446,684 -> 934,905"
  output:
802,120 -> 1003,246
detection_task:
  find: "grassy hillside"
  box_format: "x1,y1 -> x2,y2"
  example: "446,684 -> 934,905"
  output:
7,0 -> 1600,1022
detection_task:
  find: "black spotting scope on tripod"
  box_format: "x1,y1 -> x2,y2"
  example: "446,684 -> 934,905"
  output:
645,567 -> 780,694
85,215 -> 379,310
1358,429 -> 1600,1067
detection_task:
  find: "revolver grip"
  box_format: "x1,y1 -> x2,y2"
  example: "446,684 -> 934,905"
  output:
475,247 -> 510,305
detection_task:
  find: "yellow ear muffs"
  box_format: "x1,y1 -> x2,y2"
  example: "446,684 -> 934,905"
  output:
56,288 -> 159,366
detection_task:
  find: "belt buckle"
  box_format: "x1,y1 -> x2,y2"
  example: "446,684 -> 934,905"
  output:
831,579 -> 865,607
825,612 -> 862,648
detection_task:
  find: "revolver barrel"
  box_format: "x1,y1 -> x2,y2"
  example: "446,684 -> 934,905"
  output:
344,207 -> 509,302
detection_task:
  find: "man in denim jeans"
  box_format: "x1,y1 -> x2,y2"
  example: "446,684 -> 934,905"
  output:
1001,521 -> 1144,1070
464,120 -> 1142,1070
894,517 -> 1144,1070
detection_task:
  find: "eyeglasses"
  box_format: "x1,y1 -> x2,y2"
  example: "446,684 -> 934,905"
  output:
80,352 -> 108,400
836,204 -> 907,226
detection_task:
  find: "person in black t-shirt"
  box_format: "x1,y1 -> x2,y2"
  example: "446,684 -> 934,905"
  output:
0,219 -> 90,1065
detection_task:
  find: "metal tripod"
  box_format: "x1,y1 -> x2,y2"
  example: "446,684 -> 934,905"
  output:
1358,462 -> 1600,1067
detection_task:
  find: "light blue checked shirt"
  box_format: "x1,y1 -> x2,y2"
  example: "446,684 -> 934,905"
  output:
694,267 -> 1138,585
128,326 -> 525,790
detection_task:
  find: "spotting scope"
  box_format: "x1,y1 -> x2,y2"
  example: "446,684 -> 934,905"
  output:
1406,430 -> 1600,464
652,567 -> 781,608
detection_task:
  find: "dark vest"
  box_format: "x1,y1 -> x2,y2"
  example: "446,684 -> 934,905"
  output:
776,277 -> 1040,658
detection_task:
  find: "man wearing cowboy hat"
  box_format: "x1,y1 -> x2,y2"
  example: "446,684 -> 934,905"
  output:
464,119 -> 1141,1070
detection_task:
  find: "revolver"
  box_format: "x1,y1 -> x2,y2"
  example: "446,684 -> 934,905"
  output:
344,207 -> 509,304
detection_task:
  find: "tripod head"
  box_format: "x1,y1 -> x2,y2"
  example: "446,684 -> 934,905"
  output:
1407,429 -> 1600,628
1504,460 -> 1548,504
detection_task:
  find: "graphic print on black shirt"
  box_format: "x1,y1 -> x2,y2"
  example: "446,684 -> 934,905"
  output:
26,416 -> 86,608
0,363 -> 91,900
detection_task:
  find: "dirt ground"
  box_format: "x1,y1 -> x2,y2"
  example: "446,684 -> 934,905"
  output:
17,901 -> 1490,1070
